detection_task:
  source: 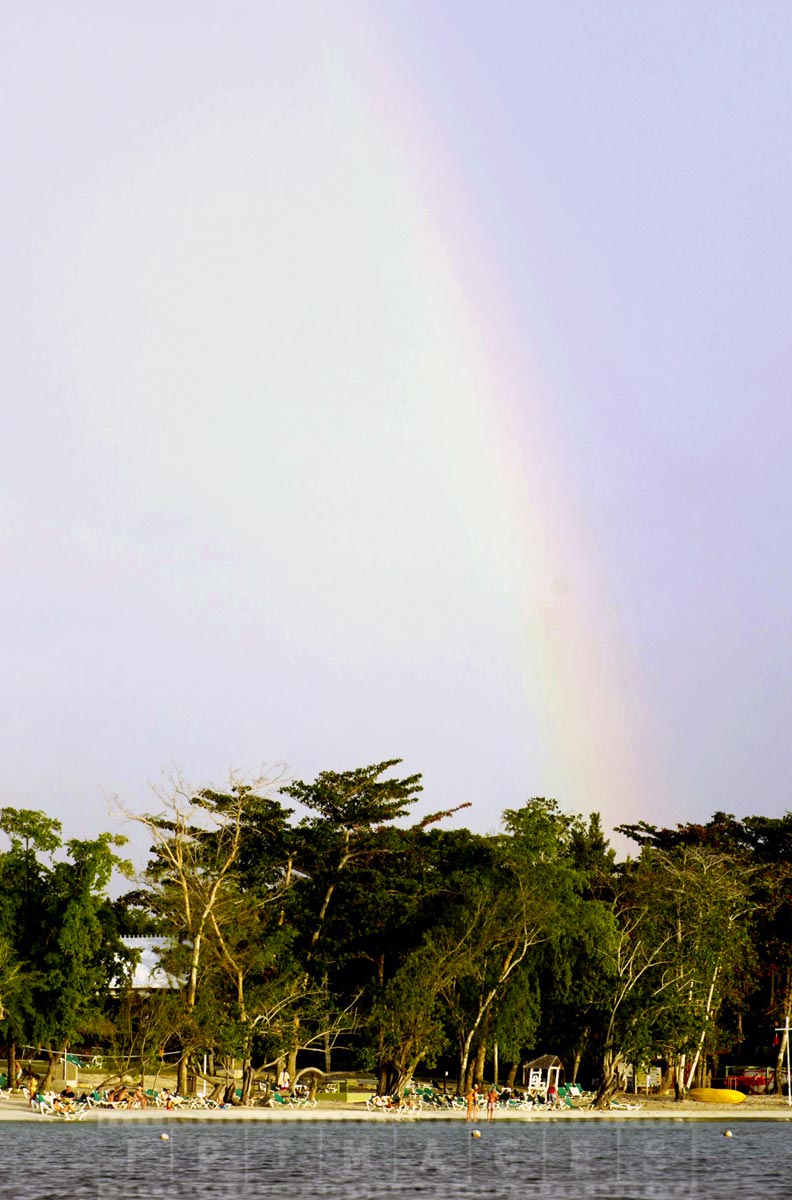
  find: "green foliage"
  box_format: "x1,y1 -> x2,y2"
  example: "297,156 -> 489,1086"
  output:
0,808 -> 62,855
6,783 -> 792,1104
0,814 -> 133,1058
283,760 -> 422,829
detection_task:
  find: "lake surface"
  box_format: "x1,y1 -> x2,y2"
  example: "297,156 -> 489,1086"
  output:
3,1118 -> 791,1199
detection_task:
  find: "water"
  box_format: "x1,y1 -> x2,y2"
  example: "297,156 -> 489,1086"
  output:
2,1119 -> 791,1199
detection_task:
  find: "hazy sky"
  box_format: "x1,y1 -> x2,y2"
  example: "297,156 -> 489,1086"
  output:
4,1 -> 792,861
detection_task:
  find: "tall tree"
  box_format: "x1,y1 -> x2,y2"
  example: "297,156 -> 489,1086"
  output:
281,761 -> 425,1082
0,810 -> 132,1090
440,800 -> 583,1091
131,775 -> 281,1094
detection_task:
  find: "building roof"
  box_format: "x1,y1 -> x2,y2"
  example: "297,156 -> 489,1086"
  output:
524,1055 -> 563,1070
121,936 -> 171,989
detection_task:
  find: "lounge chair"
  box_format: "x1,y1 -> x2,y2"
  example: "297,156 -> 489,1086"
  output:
31,1093 -> 54,1115
186,1094 -> 220,1109
33,1093 -> 86,1120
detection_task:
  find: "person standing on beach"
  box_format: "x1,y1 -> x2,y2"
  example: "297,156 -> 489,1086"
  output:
486,1087 -> 498,1121
466,1086 -> 478,1121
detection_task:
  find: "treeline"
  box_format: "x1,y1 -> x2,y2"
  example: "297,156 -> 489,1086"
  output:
1,761 -> 791,1107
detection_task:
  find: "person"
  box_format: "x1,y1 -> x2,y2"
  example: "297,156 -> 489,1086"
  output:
28,1076 -> 39,1107
278,1066 -> 291,1091
547,1083 -> 558,1108
486,1086 -> 498,1121
60,1084 -> 76,1101
132,1086 -> 148,1108
466,1086 -> 478,1121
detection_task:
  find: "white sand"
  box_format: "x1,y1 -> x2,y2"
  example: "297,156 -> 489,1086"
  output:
2,1093 -> 792,1122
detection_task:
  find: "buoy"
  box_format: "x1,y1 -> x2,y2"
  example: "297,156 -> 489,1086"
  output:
471,1130 -> 481,1139
160,1133 -> 170,1141
723,1130 -> 732,1138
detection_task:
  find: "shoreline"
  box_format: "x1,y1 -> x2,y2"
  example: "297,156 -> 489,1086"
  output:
3,1095 -> 792,1123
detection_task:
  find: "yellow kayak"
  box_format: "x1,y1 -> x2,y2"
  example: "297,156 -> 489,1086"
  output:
689,1088 -> 746,1105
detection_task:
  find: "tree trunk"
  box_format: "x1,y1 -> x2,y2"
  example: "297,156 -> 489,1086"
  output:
377,1061 -> 400,1097
473,1036 -> 487,1088
40,1050 -> 58,1093
684,966 -> 720,1092
457,1027 -> 476,1096
775,1023 -> 790,1096
323,1031 -> 332,1075
241,1060 -> 254,1105
177,1054 -> 188,1097
7,1040 -> 16,1090
658,1060 -> 674,1094
773,971 -> 791,1096
593,1050 -> 625,1109
375,953 -> 386,1086
391,1053 -> 423,1099
572,1048 -> 582,1085
287,1016 -> 299,1087
505,1061 -> 519,1088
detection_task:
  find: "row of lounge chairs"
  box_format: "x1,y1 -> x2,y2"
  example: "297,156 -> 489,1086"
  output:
27,1086 -> 226,1117
31,1093 -> 88,1120
364,1081 -> 599,1114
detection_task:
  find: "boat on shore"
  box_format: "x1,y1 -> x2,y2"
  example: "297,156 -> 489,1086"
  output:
689,1088 -> 746,1105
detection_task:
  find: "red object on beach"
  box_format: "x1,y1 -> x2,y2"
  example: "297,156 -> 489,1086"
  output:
726,1069 -> 773,1094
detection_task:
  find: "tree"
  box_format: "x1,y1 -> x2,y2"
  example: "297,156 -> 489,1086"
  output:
0,810 -> 132,1091
130,775 -> 276,1094
0,808 -> 62,1085
283,760 -> 424,954
591,856 -> 676,1108
281,761 -> 426,1083
536,812 -> 619,1085
598,827 -> 756,1104
371,931 -> 471,1096
622,813 -> 792,1093
439,800 -> 582,1091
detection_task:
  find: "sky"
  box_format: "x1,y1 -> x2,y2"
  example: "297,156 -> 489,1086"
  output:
3,1 -> 792,864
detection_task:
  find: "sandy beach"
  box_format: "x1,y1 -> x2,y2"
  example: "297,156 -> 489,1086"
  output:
3,1092 -> 792,1122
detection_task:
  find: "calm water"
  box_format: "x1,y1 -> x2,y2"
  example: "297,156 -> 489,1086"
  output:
2,1119 -> 791,1200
